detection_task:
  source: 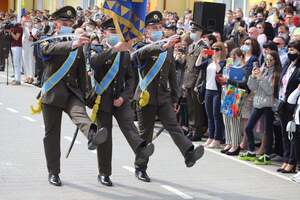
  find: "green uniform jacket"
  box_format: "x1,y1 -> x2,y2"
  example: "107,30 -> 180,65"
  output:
40,40 -> 87,108
90,48 -> 135,113
134,43 -> 179,106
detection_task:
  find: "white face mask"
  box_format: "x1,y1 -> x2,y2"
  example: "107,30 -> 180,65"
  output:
86,26 -> 94,33
24,22 -> 32,27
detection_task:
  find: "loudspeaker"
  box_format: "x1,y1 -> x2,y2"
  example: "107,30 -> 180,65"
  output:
193,2 -> 226,34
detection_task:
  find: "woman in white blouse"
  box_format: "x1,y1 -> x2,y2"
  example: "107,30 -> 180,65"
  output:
287,84 -> 300,183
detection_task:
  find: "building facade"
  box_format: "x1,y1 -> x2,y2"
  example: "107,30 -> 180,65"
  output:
1,0 -> 277,16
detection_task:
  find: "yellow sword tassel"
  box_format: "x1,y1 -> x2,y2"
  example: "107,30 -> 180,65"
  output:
90,95 -> 101,122
139,90 -> 150,107
30,97 -> 42,115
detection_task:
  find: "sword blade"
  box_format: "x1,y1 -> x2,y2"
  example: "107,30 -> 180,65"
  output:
65,127 -> 79,159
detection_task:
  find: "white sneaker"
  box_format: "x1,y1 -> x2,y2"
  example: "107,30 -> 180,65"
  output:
292,171 -> 300,179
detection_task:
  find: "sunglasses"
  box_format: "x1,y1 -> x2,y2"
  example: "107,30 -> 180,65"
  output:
273,42 -> 282,46
212,47 -> 221,51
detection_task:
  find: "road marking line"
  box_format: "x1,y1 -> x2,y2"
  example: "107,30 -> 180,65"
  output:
6,107 -> 19,113
22,116 -> 37,122
122,165 -> 135,173
91,150 -> 97,154
122,165 -> 193,199
161,185 -> 193,199
204,147 -> 298,184
63,136 -> 81,144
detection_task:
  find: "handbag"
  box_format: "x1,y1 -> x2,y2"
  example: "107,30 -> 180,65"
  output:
221,84 -> 246,118
286,120 -> 296,141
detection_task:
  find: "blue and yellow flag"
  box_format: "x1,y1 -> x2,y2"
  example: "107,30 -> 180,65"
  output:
103,0 -> 147,41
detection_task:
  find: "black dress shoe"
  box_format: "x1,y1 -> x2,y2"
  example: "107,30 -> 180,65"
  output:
186,132 -> 193,139
189,134 -> 202,142
185,145 -> 205,168
277,168 -> 284,172
220,148 -> 230,154
88,127 -> 108,150
48,174 -> 62,186
136,143 -> 154,159
98,175 -> 113,186
281,166 -> 297,174
226,146 -> 241,156
135,170 -> 150,182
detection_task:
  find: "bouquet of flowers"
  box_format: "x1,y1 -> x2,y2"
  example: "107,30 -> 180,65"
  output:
221,84 -> 246,118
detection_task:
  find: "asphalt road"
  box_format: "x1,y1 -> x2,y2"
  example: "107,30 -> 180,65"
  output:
0,72 -> 299,200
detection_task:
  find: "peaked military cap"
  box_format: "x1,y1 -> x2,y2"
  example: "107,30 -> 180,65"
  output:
52,6 -> 76,20
164,23 -> 176,31
100,18 -> 115,30
145,11 -> 163,26
190,21 -> 204,32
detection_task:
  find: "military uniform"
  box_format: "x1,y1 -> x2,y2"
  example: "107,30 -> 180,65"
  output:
89,18 -> 154,186
39,6 -> 107,186
133,12 -> 204,179
182,22 -> 208,140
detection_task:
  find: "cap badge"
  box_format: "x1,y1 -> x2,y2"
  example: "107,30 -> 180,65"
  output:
67,10 -> 72,16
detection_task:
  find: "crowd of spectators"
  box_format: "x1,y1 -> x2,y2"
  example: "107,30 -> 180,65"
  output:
1,0 -> 300,183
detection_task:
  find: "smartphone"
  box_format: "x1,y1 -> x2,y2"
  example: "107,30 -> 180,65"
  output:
203,49 -> 214,56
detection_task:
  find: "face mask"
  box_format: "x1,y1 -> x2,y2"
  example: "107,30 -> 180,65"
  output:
278,47 -> 286,54
233,58 -> 241,66
24,22 -> 31,27
86,26 -> 94,33
241,45 -> 251,53
176,24 -> 183,29
150,31 -> 163,42
59,26 -> 73,35
279,33 -> 288,40
91,44 -> 102,53
276,3 -> 282,9
49,22 -> 54,29
108,34 -> 120,46
236,17 -> 241,21
190,32 -> 198,42
288,53 -> 299,61
257,18 -> 264,23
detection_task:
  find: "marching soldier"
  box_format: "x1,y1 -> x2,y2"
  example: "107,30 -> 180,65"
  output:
38,6 -> 107,187
133,11 -> 205,182
89,18 -> 155,187
182,21 -> 208,141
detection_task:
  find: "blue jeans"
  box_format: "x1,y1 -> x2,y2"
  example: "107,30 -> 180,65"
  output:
245,107 -> 274,155
204,90 -> 224,140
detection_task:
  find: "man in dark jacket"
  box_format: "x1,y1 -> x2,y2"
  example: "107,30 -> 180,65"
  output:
182,21 -> 208,141
133,11 -> 205,183
89,18 -> 154,187
39,6 -> 107,187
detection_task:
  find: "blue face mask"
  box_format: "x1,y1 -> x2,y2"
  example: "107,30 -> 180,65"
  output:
241,45 -> 251,53
49,22 -> 54,29
150,31 -> 163,42
233,58 -> 241,66
108,34 -> 120,46
190,32 -> 198,42
278,47 -> 286,54
91,44 -> 102,54
59,26 -> 73,35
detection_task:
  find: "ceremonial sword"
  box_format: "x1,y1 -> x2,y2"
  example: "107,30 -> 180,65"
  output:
64,34 -> 179,158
